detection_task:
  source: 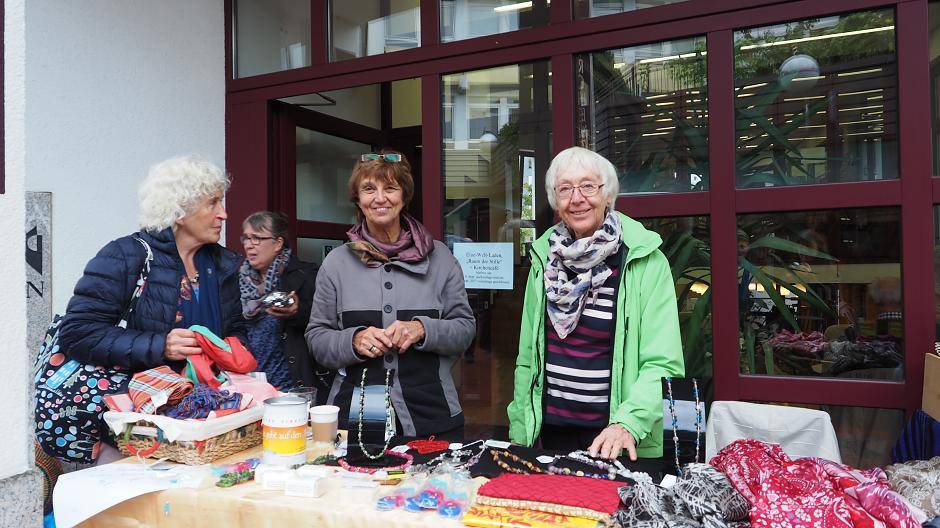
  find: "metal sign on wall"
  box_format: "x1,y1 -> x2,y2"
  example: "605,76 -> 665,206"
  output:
26,192 -> 52,361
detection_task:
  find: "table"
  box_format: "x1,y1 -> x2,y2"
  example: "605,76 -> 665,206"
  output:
78,437 -> 472,528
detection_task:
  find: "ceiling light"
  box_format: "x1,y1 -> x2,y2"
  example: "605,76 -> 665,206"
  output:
740,25 -> 894,50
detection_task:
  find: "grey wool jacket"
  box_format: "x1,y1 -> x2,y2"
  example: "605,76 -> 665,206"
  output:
305,240 -> 476,436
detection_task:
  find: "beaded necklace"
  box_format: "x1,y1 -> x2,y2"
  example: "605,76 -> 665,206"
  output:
491,449 -> 544,474
664,376 -> 704,477
665,376 -> 682,476
546,457 -> 616,480
338,451 -> 413,474
357,367 -> 393,460
693,378 -> 702,465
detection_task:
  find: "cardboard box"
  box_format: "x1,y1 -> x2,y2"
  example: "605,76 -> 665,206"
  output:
924,353 -> 940,420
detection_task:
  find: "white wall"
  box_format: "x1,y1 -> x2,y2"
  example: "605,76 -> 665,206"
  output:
1,0 -> 30,481
25,0 -> 227,314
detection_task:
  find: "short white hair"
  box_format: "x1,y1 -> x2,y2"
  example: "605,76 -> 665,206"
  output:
138,155 -> 230,232
544,146 -> 619,211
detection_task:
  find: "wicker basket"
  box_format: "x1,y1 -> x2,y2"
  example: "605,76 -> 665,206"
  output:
116,420 -> 262,465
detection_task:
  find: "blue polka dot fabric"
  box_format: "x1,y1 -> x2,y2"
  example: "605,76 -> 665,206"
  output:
33,316 -> 130,463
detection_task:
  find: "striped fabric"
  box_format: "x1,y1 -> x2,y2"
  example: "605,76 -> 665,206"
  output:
128,366 -> 194,415
892,410 -> 940,463
543,247 -> 622,429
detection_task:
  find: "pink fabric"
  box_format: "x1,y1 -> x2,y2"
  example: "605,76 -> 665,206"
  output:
710,439 -> 927,528
219,373 -> 278,407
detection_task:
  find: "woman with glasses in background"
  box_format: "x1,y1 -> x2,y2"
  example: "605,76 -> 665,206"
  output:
306,150 -> 475,439
239,211 -> 325,396
507,146 -> 684,460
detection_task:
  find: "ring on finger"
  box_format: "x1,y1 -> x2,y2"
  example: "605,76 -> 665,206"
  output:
370,345 -> 377,354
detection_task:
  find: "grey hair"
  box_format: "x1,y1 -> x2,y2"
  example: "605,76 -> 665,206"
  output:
243,211 -> 291,249
544,146 -> 620,211
138,155 -> 230,232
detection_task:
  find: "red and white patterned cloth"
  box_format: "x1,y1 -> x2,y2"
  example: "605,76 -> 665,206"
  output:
710,439 -> 927,528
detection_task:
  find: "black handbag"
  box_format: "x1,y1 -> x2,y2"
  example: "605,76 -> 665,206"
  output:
33,237 -> 152,463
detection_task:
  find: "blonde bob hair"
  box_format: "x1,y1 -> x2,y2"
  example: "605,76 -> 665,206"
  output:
544,146 -> 620,211
138,155 -> 230,232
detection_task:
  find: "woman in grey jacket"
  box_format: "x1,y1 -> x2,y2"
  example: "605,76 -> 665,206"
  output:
305,150 -> 475,439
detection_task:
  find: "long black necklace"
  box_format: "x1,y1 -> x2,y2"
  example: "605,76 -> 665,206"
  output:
357,367 -> 393,460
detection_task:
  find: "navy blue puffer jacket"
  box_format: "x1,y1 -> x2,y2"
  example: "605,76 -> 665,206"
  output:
58,227 -> 248,370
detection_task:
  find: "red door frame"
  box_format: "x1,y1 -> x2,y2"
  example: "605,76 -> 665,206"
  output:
225,0 -> 935,417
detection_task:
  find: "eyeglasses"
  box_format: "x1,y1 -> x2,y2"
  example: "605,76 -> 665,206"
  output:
360,153 -> 403,163
555,183 -> 604,199
239,234 -> 275,246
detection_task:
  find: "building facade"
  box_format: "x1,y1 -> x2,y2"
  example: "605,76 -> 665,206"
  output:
224,0 -> 939,469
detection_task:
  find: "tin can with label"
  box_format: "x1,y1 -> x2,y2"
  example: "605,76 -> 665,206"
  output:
262,396 -> 308,467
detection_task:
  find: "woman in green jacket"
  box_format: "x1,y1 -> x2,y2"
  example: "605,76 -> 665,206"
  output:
507,146 -> 684,460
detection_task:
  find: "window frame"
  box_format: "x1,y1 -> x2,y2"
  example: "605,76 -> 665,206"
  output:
224,0 -> 933,422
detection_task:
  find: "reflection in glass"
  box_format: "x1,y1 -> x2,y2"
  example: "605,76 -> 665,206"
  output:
440,0 -> 548,43
764,402 -> 902,468
297,237 -> 345,267
574,0 -> 689,18
734,10 -> 898,188
234,0 -> 311,78
295,128 -> 366,224
442,62 -> 553,439
640,217 -> 712,380
280,85 -> 382,129
935,207 -> 940,339
577,37 -> 708,193
738,208 -> 902,381
929,2 -> 940,174
330,0 -> 420,61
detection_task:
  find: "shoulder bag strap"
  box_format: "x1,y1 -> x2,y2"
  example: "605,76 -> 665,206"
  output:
117,237 -> 154,329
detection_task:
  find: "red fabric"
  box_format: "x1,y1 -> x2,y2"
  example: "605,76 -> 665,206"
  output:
188,335 -> 257,388
477,474 -> 623,515
710,439 -> 927,528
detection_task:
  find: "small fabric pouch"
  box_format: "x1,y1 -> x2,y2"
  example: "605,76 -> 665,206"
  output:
476,473 -> 623,518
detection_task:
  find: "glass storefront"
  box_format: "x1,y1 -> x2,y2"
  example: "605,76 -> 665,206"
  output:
440,0 -> 548,43
738,207 -> 903,381
295,128 -> 365,225
442,62 -> 553,438
330,0 -> 420,61
577,37 -> 708,193
734,10 -> 898,188
574,0 -> 690,19
228,3 -> 927,452
234,0 -> 311,78
640,216 -> 713,381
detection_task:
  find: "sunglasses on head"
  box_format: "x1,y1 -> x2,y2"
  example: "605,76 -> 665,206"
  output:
360,153 -> 403,163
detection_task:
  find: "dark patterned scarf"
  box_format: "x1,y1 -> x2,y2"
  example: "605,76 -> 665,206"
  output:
346,212 -> 435,268
544,210 -> 622,339
239,247 -> 291,318
614,463 -> 751,528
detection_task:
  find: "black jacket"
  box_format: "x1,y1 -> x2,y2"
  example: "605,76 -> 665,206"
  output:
273,255 -> 328,392
58,227 -> 247,370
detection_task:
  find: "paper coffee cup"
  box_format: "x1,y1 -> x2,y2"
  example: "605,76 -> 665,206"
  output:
309,405 -> 340,443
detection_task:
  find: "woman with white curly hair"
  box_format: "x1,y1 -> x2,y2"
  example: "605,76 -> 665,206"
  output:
52,155 -> 248,462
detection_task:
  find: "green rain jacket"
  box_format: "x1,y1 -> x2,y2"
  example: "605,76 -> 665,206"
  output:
507,212 -> 685,458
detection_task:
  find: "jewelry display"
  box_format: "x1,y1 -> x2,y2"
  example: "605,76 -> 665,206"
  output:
565,450 -> 653,484
419,440 -> 487,473
665,377 -> 704,477
546,460 -> 615,480
491,449 -> 544,474
338,451 -> 413,474
357,367 -> 393,460
693,378 -> 702,465
406,435 -> 450,455
665,376 -> 682,477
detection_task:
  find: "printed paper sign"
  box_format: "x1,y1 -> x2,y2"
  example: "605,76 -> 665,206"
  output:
454,243 -> 513,290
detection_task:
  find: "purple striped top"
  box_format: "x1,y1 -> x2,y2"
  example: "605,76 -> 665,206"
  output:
543,247 -> 623,429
